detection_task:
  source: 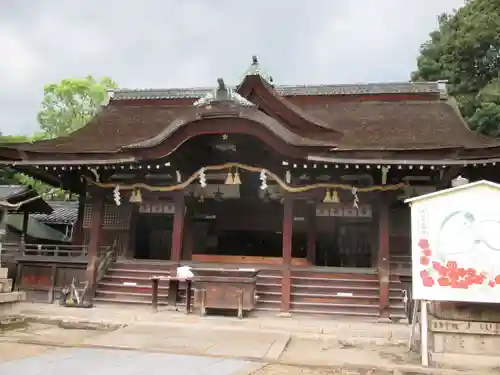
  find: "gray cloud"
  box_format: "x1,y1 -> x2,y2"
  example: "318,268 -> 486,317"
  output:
0,0 -> 465,135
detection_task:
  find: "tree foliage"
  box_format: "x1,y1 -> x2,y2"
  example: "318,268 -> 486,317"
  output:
37,75 -> 117,138
0,75 -> 117,197
412,0 -> 500,136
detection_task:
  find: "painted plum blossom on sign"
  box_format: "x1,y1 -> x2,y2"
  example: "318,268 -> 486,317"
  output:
418,211 -> 500,293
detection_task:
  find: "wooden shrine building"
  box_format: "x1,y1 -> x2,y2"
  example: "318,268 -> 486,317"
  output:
1,57 -> 500,318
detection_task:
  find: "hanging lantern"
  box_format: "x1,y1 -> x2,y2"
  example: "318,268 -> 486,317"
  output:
331,189 -> 340,203
225,171 -> 235,185
323,189 -> 333,203
233,168 -> 242,185
129,188 -> 143,204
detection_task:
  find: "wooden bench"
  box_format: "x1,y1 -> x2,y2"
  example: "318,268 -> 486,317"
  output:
191,268 -> 259,319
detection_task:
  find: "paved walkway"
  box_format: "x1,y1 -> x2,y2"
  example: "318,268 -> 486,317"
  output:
10,302 -> 410,345
1,303 -> 492,374
0,347 -> 259,375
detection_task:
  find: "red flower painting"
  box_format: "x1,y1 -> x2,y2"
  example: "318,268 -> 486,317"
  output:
417,237 -> 494,291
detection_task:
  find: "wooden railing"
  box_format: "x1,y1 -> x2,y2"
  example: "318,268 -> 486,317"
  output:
94,241 -> 118,283
1,242 -> 88,259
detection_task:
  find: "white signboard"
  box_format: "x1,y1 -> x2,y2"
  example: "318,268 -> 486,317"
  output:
406,180 -> 500,303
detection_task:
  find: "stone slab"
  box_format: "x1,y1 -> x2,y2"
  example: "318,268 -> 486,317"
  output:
0,279 -> 12,293
0,268 -> 8,280
0,292 -> 25,304
0,347 -> 253,375
80,324 -> 288,361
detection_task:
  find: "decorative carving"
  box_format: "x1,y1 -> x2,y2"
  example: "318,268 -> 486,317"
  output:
193,78 -> 255,108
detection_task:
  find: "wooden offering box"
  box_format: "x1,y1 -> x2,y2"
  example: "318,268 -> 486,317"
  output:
191,268 -> 259,318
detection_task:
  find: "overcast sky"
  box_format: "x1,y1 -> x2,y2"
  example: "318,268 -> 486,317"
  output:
1,0 -> 465,136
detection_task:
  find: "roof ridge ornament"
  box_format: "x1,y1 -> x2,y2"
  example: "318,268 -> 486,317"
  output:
193,78 -> 255,107
241,55 -> 274,85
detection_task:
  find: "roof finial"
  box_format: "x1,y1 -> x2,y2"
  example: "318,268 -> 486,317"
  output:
193,77 -> 255,107
241,55 -> 273,86
215,78 -> 229,101
217,78 -> 226,91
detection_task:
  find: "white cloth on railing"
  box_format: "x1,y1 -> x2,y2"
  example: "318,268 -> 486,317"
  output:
176,266 -> 193,278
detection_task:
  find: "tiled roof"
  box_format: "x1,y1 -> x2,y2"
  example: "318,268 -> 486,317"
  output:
0,185 -> 27,200
31,201 -> 78,224
112,82 -> 441,100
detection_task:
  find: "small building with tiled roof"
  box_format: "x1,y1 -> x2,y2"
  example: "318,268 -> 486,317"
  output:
1,56 -> 499,318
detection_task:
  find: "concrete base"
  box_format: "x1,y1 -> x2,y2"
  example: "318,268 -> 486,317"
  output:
0,291 -> 25,304
377,317 -> 392,324
0,279 -> 12,293
0,292 -> 26,317
276,312 -> 292,318
432,352 -> 500,369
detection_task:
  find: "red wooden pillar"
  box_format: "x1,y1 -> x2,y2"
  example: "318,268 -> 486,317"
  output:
85,188 -> 105,296
280,194 -> 293,313
306,203 -> 316,265
378,193 -> 391,320
170,191 -> 185,263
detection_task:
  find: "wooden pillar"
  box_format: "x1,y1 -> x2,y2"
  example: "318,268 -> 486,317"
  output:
378,193 -> 391,320
21,210 -> 29,242
182,204 -> 194,261
125,204 -> 139,259
306,203 -> 316,265
280,194 -> 293,313
72,185 -> 86,245
85,188 -> 105,297
170,191 -> 185,263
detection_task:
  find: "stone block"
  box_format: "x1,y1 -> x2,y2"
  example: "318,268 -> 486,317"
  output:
0,268 -> 7,279
0,291 -> 25,304
0,279 -> 12,293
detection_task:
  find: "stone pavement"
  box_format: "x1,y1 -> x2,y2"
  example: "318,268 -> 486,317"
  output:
10,302 -> 410,345
1,321 -> 289,363
0,347 -> 261,375
1,303 -> 494,374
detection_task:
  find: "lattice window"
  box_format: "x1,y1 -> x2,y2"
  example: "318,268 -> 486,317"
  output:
83,204 -> 131,229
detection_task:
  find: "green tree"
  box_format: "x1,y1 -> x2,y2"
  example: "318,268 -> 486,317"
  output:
0,135 -> 62,197
0,75 -> 117,198
37,75 -> 117,138
412,0 -> 500,136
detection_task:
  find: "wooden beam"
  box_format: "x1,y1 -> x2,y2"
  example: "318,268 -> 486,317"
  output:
280,194 -> 293,313
85,188 -> 105,299
170,191 -> 185,262
378,193 -> 390,320
72,184 -> 86,245
306,203 -> 316,265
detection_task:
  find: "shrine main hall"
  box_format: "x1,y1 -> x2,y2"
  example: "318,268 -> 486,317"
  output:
2,57 -> 500,319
